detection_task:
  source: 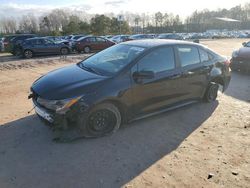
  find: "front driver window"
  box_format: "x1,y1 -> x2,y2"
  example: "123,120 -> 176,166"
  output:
137,47 -> 175,73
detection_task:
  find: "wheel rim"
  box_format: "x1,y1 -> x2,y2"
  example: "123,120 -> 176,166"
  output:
88,109 -> 117,133
84,47 -> 90,53
25,50 -> 32,58
61,48 -> 68,55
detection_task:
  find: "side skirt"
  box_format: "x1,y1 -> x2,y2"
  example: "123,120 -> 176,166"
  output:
130,100 -> 199,122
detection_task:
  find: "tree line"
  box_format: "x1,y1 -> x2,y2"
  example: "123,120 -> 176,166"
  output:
1,3 -> 250,36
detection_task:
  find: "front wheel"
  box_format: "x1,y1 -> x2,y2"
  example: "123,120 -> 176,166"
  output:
23,50 -> 33,58
60,47 -> 69,55
203,82 -> 219,102
84,46 -> 91,53
78,103 -> 121,137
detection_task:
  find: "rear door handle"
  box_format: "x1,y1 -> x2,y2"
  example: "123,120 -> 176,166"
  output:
203,66 -> 210,70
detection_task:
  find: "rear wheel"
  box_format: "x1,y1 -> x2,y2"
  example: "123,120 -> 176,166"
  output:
60,47 -> 69,55
84,46 -> 91,53
203,82 -> 219,102
24,50 -> 33,58
78,103 -> 121,137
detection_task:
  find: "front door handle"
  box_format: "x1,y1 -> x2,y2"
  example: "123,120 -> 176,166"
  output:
182,71 -> 195,77
169,74 -> 181,79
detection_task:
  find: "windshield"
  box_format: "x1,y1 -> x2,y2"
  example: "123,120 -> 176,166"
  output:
77,37 -> 86,41
79,44 -> 145,76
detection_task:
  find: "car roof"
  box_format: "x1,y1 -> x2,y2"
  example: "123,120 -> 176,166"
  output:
122,39 -> 202,48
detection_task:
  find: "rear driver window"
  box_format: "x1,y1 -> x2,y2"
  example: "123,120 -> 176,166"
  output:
199,48 -> 209,62
177,46 -> 200,67
138,47 -> 175,73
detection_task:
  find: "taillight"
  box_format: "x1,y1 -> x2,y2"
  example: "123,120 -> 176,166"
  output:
224,59 -> 230,66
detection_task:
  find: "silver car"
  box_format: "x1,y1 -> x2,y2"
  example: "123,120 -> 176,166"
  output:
0,38 -> 4,52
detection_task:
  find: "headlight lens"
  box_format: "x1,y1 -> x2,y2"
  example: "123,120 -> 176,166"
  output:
232,50 -> 239,58
37,97 -> 81,113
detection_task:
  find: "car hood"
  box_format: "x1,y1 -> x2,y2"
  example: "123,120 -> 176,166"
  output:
238,47 -> 250,59
32,64 -> 107,100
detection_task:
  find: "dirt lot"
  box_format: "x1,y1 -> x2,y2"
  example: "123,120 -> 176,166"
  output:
0,39 -> 249,188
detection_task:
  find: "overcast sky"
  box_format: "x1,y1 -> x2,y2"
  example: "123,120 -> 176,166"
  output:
0,0 -> 249,19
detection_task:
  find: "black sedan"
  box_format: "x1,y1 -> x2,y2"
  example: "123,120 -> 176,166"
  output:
29,39 -> 231,139
231,43 -> 250,73
20,37 -> 70,58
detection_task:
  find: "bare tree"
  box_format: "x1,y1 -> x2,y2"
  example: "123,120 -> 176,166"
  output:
0,18 -> 17,33
19,14 -> 38,33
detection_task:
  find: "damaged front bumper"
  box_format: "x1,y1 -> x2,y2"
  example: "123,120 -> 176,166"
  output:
34,104 -> 54,123
31,97 -> 89,141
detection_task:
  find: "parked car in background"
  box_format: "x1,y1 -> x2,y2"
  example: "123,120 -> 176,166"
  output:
242,41 -> 250,47
67,34 -> 86,47
30,39 -> 231,138
231,45 -> 250,73
9,34 -> 37,55
75,36 -> 115,53
110,35 -> 130,43
128,34 -> 152,40
2,34 -> 20,52
157,33 -> 183,40
0,38 -> 3,52
19,37 -> 70,58
45,36 -> 70,46
101,35 -> 114,40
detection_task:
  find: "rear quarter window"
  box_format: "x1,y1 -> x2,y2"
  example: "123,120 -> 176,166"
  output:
199,48 -> 210,62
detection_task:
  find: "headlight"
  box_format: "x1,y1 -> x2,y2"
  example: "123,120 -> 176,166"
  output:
37,97 -> 81,113
232,50 -> 239,58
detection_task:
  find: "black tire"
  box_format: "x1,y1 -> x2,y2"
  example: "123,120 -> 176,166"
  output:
203,82 -> 219,102
78,103 -> 121,137
23,49 -> 33,58
84,46 -> 91,53
60,47 -> 69,55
